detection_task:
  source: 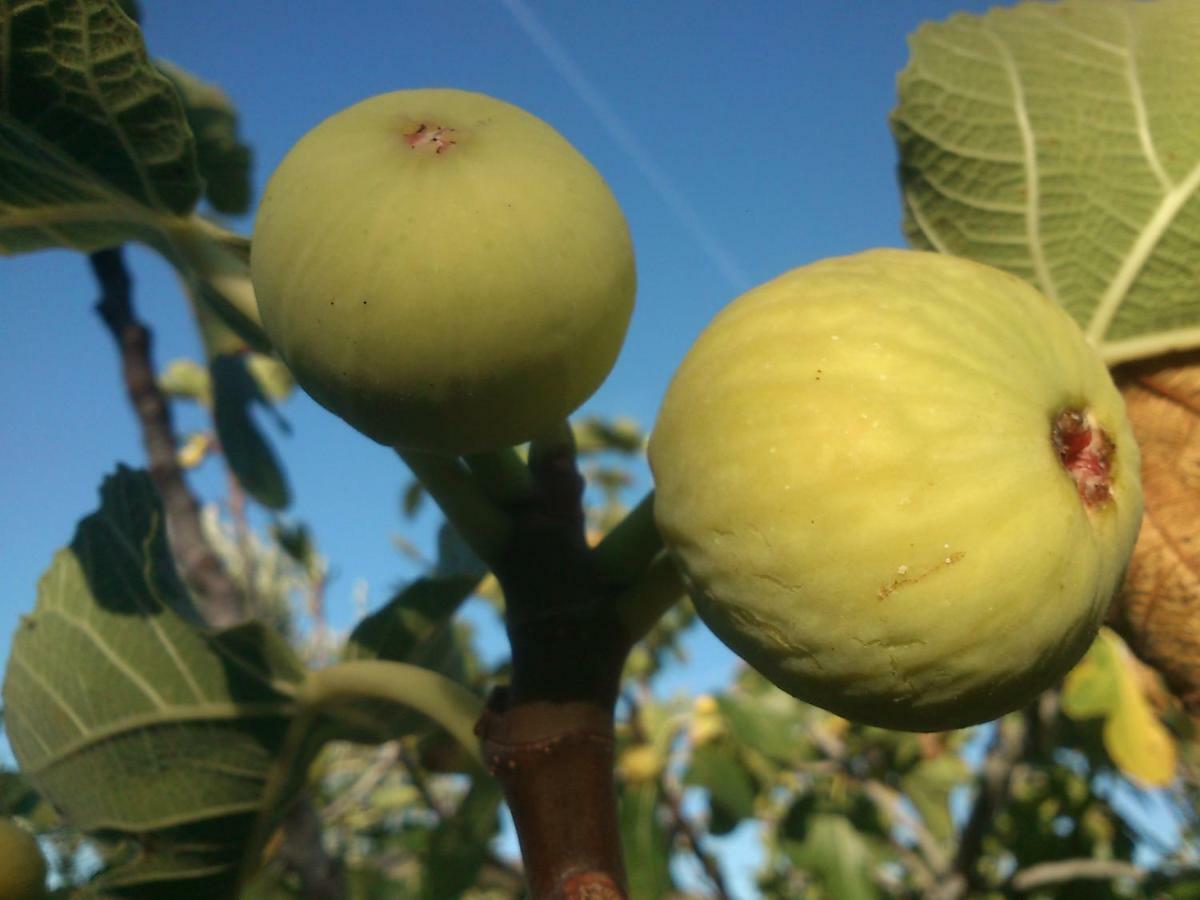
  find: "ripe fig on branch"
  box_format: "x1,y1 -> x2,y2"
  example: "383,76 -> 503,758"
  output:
252,89 -> 635,454
650,250 -> 1143,731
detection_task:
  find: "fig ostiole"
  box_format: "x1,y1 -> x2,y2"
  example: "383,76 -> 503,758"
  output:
649,249 -> 1143,732
251,88 -> 636,455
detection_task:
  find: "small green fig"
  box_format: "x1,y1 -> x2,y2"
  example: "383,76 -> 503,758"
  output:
649,249 -> 1143,731
0,818 -> 46,899
251,88 -> 635,454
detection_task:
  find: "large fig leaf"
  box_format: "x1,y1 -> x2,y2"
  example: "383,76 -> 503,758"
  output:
0,0 -> 200,253
1,467 -> 304,897
893,0 -> 1200,363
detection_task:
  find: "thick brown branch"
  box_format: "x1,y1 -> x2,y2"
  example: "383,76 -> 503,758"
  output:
477,698 -> 626,899
91,247 -> 245,628
472,429 -> 633,899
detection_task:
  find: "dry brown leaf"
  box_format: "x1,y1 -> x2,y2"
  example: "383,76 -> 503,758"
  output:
1110,351 -> 1200,716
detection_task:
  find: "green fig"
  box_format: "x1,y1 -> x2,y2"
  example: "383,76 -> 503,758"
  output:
650,249 -> 1143,731
252,88 -> 635,454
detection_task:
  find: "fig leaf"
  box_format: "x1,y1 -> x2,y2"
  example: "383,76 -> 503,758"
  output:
894,0 -> 1200,364
1111,355 -> 1200,717
1063,628 -> 1177,787
0,0 -> 201,254
0,467 -> 305,897
210,354 -> 291,511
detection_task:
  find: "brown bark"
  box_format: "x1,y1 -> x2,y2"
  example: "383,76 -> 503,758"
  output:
91,247 -> 246,628
1110,350 -> 1200,716
477,700 -> 625,899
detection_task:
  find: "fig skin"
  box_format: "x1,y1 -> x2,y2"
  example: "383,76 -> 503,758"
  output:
0,818 -> 46,899
251,89 -> 635,454
649,249 -> 1143,732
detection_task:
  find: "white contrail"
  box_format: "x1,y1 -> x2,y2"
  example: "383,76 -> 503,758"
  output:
499,0 -> 752,294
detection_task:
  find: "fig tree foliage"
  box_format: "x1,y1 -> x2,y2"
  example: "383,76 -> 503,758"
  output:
1,0 -> 1198,897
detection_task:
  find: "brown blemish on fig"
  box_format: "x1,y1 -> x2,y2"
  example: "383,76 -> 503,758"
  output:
878,552 -> 965,600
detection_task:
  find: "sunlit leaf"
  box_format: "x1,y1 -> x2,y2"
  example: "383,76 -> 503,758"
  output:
158,358 -> 212,406
894,0 -> 1200,363
0,468 -> 304,897
1062,630 -> 1122,720
1104,640 -> 1177,788
245,354 -> 293,404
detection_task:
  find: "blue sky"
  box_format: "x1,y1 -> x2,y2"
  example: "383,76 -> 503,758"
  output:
0,0 -> 1020,891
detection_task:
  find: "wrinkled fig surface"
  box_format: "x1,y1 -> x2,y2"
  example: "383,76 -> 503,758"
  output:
650,249 -> 1143,731
252,88 -> 635,454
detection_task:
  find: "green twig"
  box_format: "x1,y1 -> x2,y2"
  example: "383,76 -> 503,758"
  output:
397,450 -> 511,567
302,660 -> 485,768
613,550 -> 687,644
464,447 -> 535,505
592,489 -> 662,588
593,490 -> 662,589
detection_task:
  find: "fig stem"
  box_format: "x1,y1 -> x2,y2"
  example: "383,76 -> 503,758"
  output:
397,450 -> 512,566
528,420 -> 576,471
302,660 -> 485,767
166,216 -> 272,352
465,447 -> 536,505
593,490 -> 662,589
613,551 -> 687,644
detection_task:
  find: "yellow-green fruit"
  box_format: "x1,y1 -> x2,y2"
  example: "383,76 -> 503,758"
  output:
251,89 -> 636,454
649,249 -> 1143,732
0,818 -> 46,899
